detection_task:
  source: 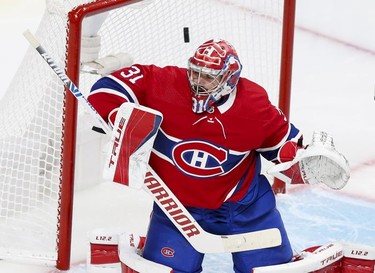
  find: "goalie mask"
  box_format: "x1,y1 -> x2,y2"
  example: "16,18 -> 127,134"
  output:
187,39 -> 242,113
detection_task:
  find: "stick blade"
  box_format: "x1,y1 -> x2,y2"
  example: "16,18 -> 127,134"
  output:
221,228 -> 282,252
189,227 -> 282,253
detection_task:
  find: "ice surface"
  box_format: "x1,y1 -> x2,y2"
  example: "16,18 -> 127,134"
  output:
1,0 -> 375,272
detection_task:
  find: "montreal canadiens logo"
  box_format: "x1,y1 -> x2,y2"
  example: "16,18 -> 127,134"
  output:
161,247 -> 175,257
172,140 -> 228,178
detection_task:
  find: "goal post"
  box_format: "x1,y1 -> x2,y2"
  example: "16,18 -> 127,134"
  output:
0,0 -> 295,270
273,0 -> 296,194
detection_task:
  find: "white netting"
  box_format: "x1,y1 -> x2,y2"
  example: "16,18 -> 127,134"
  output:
0,0 -> 285,265
0,0 -> 96,262
77,0 -> 284,103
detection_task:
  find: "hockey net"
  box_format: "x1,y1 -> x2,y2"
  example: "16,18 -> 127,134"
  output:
0,0 -> 294,270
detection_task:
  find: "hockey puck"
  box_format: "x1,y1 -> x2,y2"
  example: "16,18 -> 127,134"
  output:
183,27 -> 190,43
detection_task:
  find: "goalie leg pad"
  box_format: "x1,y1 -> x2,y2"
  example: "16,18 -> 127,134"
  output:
119,232 -> 173,273
342,258 -> 375,273
342,242 -> 375,273
252,242 -> 344,272
89,227 -> 126,264
87,228 -> 172,273
88,228 -> 127,273
252,242 -> 375,273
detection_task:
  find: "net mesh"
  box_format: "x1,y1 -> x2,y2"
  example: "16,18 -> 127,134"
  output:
0,0 -> 285,263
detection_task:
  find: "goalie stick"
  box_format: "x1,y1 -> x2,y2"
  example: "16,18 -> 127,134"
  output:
24,30 -> 282,253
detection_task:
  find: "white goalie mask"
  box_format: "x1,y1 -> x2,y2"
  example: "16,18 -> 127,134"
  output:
187,39 -> 242,113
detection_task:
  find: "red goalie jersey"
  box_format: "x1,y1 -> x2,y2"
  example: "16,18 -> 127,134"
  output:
88,64 -> 300,209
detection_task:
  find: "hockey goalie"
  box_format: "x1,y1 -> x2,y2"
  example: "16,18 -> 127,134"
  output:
86,102 -> 356,273
87,126 -> 358,273
84,39 -> 354,272
24,16 -> 365,272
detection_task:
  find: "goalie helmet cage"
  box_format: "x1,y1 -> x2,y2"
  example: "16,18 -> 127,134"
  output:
0,0 -> 295,270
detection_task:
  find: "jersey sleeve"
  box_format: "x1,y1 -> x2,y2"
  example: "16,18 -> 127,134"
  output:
255,97 -> 301,162
87,64 -> 153,126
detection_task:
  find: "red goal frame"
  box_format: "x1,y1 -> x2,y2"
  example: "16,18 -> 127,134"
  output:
273,0 -> 296,194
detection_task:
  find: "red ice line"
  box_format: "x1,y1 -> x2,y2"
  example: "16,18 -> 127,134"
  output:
350,158 -> 375,173
287,158 -> 375,203
217,0 -> 375,57
348,159 -> 375,204
295,25 -> 375,56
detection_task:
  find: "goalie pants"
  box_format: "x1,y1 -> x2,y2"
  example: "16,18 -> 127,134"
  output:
142,175 -> 293,273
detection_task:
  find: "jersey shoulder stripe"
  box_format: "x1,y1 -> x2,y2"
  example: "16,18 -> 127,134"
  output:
90,75 -> 138,104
